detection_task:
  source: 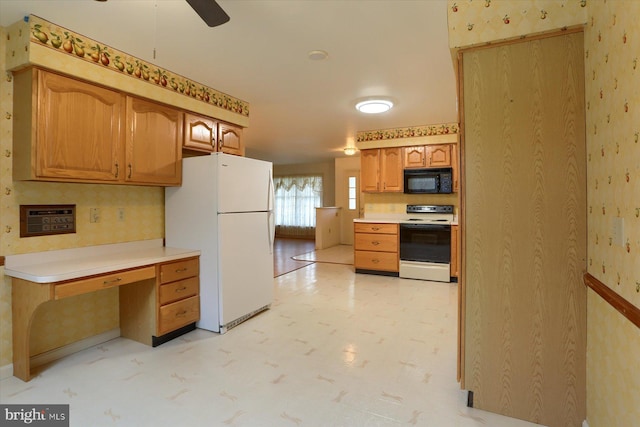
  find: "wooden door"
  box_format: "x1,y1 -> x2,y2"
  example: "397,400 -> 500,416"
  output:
460,31 -> 586,426
125,97 -> 183,186
184,113 -> 216,153
36,70 -> 123,181
380,147 -> 403,192
360,149 -> 380,192
218,122 -> 244,156
403,146 -> 426,168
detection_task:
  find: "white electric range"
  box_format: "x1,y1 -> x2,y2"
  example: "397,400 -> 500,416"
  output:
398,205 -> 454,282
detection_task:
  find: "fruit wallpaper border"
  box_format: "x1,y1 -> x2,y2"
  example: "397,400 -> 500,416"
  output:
356,123 -> 459,143
25,15 -> 249,117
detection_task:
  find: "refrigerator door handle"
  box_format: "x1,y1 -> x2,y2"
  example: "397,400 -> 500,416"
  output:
267,171 -> 275,212
267,211 -> 275,255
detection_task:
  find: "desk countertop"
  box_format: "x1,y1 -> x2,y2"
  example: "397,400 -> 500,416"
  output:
4,239 -> 200,283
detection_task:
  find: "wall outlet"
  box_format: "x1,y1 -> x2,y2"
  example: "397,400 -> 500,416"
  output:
117,208 -> 125,222
89,208 -> 100,223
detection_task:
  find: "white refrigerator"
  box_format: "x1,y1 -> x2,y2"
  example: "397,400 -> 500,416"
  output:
165,153 -> 274,333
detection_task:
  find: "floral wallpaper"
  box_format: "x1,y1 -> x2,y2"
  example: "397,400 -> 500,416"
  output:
447,0 -> 587,48
584,1 -> 640,426
18,15 -> 249,117
585,1 -> 639,309
448,1 -> 640,426
0,26 -> 165,369
356,123 -> 459,143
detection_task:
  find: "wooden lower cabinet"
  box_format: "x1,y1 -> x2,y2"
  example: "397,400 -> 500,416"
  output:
354,222 -> 399,274
155,257 -> 200,341
450,225 -> 459,278
120,256 -> 200,347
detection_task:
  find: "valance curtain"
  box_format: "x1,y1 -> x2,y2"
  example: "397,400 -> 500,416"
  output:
273,175 -> 323,239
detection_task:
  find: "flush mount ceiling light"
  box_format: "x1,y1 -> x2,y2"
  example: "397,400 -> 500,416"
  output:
355,98 -> 394,114
308,50 -> 329,61
344,147 -> 357,156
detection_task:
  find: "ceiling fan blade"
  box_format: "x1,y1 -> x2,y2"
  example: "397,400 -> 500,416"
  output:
186,0 -> 230,27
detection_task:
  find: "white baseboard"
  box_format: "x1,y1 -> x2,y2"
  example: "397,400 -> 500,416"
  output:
0,328 -> 120,380
31,328 -> 120,368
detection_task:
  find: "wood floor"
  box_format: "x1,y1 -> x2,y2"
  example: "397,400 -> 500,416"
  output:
273,238 -> 315,277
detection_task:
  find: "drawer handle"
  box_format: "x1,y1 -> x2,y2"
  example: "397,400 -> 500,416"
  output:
372,241 -> 380,246
103,277 -> 122,286
175,268 -> 188,273
176,310 -> 188,317
175,286 -> 188,293
371,227 -> 380,231
372,259 -> 380,264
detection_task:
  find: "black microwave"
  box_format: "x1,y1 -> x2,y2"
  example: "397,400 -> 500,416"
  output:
404,168 -> 453,194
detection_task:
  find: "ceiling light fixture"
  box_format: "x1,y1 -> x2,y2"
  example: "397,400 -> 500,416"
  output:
355,98 -> 394,114
344,147 -> 357,156
308,50 -> 329,61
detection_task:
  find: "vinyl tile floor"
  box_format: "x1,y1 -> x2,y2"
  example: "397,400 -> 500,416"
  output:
0,263 -> 542,427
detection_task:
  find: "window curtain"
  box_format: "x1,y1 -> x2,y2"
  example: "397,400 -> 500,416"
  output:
273,175 -> 323,239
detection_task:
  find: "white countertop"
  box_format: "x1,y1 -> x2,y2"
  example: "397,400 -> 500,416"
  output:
4,239 -> 200,283
354,215 -> 459,226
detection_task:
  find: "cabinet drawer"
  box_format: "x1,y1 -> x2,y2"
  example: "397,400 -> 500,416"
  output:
54,266 -> 155,300
354,250 -> 398,272
159,257 -> 199,284
158,295 -> 200,336
354,223 -> 397,235
354,233 -> 398,252
159,276 -> 199,305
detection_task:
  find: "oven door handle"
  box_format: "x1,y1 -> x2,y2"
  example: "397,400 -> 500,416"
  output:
400,224 -> 451,231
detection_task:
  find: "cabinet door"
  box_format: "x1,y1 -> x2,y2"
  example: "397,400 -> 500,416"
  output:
184,113 -> 216,153
36,70 -> 123,181
450,225 -> 458,277
125,97 -> 183,186
380,147 -> 403,192
403,146 -> 426,168
451,143 -> 459,193
218,122 -> 244,156
360,149 -> 380,192
426,144 -> 452,167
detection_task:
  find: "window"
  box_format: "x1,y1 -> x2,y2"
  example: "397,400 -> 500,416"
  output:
273,175 -> 323,238
348,176 -> 357,210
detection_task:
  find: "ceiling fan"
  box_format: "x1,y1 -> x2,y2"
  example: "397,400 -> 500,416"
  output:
186,0 -> 230,27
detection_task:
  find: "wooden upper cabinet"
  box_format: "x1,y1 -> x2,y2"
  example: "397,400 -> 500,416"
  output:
403,146 -> 426,168
361,147 -> 403,193
426,144 -> 452,167
218,122 -> 244,156
380,147 -> 403,192
125,97 -> 183,186
13,68 -> 124,182
184,113 -> 216,154
360,149 -> 380,192
451,143 -> 459,193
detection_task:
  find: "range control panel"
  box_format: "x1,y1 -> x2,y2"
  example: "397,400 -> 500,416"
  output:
20,205 -> 76,237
